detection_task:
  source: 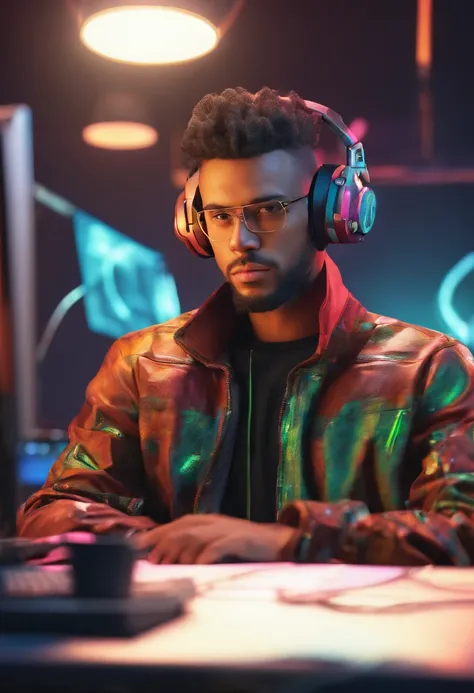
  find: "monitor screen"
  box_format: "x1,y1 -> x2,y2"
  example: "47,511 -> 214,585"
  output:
74,210 -> 180,339
0,104 -> 36,536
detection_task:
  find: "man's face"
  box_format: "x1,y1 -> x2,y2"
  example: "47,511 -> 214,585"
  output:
198,148 -> 320,313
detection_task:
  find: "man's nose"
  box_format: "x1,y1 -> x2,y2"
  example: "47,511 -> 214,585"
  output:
228,216 -> 260,253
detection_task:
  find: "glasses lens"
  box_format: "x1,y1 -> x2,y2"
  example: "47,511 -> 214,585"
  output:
196,201 -> 287,240
198,209 -> 235,240
244,201 -> 286,233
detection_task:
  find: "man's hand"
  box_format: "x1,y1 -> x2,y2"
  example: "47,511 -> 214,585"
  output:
132,514 -> 299,564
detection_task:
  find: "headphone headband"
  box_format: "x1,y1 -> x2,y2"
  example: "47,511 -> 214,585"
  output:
174,95 -> 377,257
292,98 -> 369,181
302,99 -> 358,147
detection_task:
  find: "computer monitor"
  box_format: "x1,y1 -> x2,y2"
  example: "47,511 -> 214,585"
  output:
0,104 -> 36,536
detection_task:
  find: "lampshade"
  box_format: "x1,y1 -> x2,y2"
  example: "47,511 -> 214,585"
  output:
82,93 -> 159,150
80,4 -> 219,65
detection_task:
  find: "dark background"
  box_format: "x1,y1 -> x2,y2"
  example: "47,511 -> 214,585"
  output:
0,0 -> 472,430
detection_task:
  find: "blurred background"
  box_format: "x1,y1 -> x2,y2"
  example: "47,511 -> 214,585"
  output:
0,0 -> 473,501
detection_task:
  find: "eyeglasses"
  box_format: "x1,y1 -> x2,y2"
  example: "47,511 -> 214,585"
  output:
196,195 -> 307,242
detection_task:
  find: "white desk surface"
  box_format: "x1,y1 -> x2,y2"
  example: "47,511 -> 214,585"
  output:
1,563 -> 474,679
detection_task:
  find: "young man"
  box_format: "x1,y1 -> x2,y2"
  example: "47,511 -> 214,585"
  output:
18,88 -> 474,566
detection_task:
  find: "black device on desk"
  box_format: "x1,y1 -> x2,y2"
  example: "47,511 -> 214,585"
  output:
0,536 -> 194,637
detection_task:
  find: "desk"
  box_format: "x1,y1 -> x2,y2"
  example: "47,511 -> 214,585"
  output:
1,563 -> 474,692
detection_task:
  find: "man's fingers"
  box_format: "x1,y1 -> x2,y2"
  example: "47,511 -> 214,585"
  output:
143,535 -> 182,563
133,514 -> 219,550
133,529 -> 159,550
146,543 -> 164,564
142,534 -> 209,565
155,538 -> 188,565
176,540 -> 208,565
194,536 -> 243,565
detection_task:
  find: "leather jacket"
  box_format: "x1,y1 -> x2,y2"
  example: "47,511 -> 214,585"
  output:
17,256 -> 474,565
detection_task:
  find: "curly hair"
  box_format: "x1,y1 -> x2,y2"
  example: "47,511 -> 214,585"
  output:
180,86 -> 322,170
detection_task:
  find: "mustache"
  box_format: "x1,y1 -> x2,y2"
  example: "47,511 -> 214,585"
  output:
227,253 -> 276,275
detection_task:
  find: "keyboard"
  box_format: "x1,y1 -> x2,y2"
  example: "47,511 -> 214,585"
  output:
0,537 -> 60,565
0,564 -> 196,599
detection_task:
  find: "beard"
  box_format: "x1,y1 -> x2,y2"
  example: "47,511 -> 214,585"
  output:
230,245 -> 316,314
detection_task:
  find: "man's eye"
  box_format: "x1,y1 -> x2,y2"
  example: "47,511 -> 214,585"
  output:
258,203 -> 282,215
212,212 -> 232,222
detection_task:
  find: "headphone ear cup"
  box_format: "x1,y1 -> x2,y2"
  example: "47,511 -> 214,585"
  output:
308,164 -> 339,250
309,163 -> 376,246
174,174 -> 214,258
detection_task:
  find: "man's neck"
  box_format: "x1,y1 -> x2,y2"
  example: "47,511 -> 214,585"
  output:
249,263 -> 325,343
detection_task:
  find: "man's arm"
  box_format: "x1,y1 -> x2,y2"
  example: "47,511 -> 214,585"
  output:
279,343 -> 474,565
17,339 -> 157,538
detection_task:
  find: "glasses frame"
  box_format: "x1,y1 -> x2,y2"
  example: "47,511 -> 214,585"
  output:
195,195 -> 308,241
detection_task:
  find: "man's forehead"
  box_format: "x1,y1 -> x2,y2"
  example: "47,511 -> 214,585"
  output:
200,149 -> 306,176
199,149 -> 313,202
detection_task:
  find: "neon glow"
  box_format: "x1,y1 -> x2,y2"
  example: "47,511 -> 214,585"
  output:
74,211 -> 180,339
437,252 -> 474,347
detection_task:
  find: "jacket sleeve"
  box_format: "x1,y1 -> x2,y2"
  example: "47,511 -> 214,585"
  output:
17,339 -> 157,539
279,343 -> 474,566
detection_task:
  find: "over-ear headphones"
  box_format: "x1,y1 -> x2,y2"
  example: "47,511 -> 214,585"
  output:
174,99 -> 376,258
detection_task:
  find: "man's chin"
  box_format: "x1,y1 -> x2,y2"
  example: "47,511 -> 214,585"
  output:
229,247 -> 317,314
231,287 -> 289,314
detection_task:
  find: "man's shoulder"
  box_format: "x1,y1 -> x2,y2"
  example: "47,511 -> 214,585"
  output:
359,312 -> 461,360
110,311 -> 197,362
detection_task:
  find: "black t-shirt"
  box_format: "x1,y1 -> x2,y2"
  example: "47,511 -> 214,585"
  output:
220,326 -> 318,522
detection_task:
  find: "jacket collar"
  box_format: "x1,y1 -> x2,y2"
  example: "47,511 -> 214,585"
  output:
175,255 -> 354,364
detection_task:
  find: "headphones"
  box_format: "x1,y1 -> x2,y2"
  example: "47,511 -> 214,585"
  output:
174,99 -> 376,258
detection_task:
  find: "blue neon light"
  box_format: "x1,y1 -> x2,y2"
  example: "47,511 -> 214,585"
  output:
74,211 -> 180,339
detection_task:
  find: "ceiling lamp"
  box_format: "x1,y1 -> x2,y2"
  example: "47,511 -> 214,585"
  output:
82,93 -> 159,150
77,1 -> 245,65
83,121 -> 158,149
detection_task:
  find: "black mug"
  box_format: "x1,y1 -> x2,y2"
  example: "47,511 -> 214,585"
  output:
68,536 -> 135,599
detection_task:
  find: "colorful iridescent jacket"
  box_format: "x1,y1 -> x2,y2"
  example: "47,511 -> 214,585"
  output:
18,256 -> 474,565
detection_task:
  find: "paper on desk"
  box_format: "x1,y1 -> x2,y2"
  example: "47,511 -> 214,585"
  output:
415,565 -> 474,591
132,560 -> 267,588
209,563 -> 409,600
278,565 -> 474,610
132,562 -> 408,600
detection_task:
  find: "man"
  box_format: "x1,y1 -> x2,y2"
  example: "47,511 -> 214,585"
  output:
18,87 -> 474,565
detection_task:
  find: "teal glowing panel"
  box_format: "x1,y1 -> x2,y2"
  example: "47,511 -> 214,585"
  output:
74,211 -> 180,339
437,252 -> 474,349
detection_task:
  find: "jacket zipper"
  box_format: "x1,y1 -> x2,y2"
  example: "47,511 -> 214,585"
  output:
246,349 -> 253,520
356,354 -> 399,363
150,354 -> 193,366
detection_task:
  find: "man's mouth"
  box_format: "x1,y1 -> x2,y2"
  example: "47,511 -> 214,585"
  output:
231,264 -> 271,283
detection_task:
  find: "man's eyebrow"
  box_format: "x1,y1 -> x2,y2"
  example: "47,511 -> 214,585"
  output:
202,194 -> 287,211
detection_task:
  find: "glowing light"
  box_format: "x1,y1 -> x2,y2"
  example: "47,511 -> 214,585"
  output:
437,252 -> 474,346
82,121 -> 158,150
416,0 -> 433,74
74,211 -> 181,339
80,6 -> 219,65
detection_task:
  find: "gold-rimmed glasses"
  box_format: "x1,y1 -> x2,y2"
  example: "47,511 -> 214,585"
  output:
196,196 -> 307,241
